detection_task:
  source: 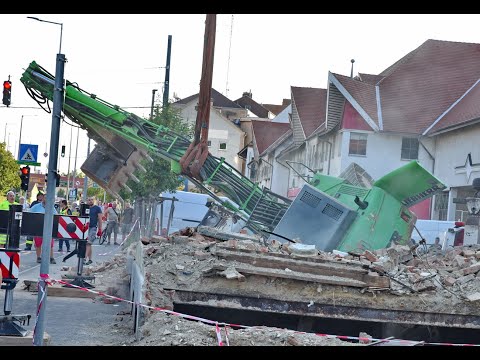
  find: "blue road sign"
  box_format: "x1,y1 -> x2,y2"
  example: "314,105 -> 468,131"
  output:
19,144 -> 38,163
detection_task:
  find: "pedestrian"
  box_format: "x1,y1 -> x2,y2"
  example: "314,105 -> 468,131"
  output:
429,236 -> 443,253
121,202 -> 134,238
24,191 -> 45,250
85,197 -> 103,265
58,199 -> 72,252
19,196 -> 29,211
71,204 -> 80,216
0,191 -> 19,248
29,193 -> 57,264
105,202 -> 120,245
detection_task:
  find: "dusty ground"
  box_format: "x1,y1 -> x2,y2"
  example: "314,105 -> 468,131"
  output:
75,229 -> 480,346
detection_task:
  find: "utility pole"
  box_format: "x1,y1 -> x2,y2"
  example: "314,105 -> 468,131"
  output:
163,35 -> 172,108
28,16 -> 65,346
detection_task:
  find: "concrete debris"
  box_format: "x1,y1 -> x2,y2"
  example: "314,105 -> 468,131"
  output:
218,266 -> 246,281
82,226 -> 480,346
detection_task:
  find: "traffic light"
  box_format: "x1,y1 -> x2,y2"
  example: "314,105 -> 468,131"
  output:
2,80 -> 11,106
61,145 -> 66,157
46,171 -> 61,187
20,166 -> 30,191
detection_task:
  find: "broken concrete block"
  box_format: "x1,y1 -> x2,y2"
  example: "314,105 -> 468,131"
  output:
462,249 -> 476,257
290,244 -> 317,257
171,235 -> 190,244
455,274 -> 475,285
454,255 -> 469,268
443,277 -> 456,287
150,235 -> 169,243
463,263 -> 480,276
218,266 -> 246,281
466,292 -> 480,302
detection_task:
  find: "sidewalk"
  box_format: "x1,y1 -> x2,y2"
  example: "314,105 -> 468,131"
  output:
7,241 -> 130,346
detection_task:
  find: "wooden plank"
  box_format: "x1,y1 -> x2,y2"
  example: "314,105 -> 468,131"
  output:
0,331 -> 50,346
22,280 -> 97,299
214,249 -> 390,288
211,264 -> 367,288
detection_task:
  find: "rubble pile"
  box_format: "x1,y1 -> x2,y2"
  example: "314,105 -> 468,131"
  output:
85,227 -> 480,346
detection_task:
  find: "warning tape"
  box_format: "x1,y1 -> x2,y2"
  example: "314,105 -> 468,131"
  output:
32,274 -> 480,347
32,273 -> 54,344
215,322 -> 224,346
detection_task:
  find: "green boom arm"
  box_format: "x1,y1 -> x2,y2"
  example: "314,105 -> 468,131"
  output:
21,61 -> 291,231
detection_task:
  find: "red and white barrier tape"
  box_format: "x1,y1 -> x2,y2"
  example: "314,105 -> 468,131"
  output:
43,276 -> 480,347
215,322 -> 224,346
32,273 -> 53,344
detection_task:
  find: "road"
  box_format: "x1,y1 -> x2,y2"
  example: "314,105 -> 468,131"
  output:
1,237 -> 130,345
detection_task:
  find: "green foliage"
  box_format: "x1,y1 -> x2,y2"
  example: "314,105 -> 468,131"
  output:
119,105 -> 194,201
0,142 -> 21,195
57,188 -> 66,198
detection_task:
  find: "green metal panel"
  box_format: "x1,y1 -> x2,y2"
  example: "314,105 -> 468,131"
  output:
337,188 -> 416,252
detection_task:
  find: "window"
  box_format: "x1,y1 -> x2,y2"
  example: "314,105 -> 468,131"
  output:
401,138 -> 419,160
219,142 -> 227,150
207,140 -> 211,147
434,192 -> 449,221
349,133 -> 367,156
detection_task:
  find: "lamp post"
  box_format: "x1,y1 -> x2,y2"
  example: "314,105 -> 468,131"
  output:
18,114 -> 38,160
28,16 -> 65,346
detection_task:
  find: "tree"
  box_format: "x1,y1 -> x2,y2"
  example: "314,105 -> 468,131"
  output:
119,105 -> 194,201
57,188 -> 66,198
0,142 -> 21,195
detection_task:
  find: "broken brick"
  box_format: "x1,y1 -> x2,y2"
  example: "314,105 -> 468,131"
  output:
443,277 -> 456,287
363,250 -> 378,263
463,263 -> 480,276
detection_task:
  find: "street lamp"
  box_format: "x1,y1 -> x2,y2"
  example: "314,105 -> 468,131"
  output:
27,15 -> 65,347
18,114 -> 38,160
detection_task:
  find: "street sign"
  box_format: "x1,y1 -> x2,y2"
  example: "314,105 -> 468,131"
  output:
18,144 -> 40,166
69,188 -> 77,201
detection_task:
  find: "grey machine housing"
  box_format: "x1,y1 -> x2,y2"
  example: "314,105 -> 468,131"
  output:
269,183 -> 357,251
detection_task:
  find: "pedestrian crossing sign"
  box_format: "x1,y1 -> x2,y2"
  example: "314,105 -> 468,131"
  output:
18,144 -> 40,166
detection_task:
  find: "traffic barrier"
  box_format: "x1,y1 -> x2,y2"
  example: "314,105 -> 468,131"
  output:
57,216 -> 88,240
0,251 -> 20,279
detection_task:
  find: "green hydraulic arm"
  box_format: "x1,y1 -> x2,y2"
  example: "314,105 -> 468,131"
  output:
20,61 -> 291,232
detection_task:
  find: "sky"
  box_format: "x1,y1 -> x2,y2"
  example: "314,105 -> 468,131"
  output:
1,13 -> 479,175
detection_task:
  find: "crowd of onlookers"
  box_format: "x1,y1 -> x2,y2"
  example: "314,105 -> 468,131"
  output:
0,190 -> 135,265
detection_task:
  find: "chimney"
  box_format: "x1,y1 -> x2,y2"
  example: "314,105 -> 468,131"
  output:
242,91 -> 252,98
